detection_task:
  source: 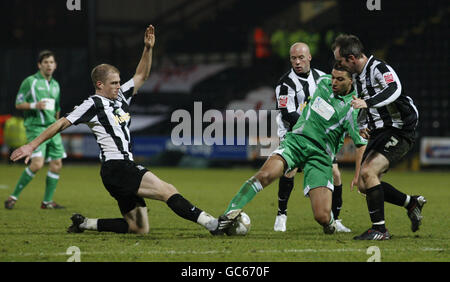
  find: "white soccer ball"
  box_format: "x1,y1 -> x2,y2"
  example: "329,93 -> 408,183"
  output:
226,212 -> 251,236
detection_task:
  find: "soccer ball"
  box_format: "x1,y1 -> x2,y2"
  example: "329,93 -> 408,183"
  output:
226,212 -> 251,236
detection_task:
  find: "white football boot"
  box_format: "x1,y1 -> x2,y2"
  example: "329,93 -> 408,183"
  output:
335,219 -> 351,233
274,214 -> 287,232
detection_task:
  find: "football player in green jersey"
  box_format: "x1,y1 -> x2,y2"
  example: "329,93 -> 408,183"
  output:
5,50 -> 66,210
212,63 -> 367,235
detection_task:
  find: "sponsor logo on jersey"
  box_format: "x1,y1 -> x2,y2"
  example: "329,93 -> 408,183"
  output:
113,112 -> 130,125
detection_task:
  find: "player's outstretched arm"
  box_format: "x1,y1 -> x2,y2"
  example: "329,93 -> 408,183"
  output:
16,101 -> 47,110
10,117 -> 72,164
132,24 -> 155,94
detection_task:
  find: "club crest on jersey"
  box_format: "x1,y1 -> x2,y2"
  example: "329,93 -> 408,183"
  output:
383,73 -> 394,84
278,95 -> 288,108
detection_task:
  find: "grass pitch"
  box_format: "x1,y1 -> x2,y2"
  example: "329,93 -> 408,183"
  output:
0,163 -> 449,262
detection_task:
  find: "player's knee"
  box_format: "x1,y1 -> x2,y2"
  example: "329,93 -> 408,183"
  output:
161,183 -> 179,201
137,225 -> 149,234
254,171 -> 272,187
126,218 -> 150,234
166,183 -> 178,194
29,158 -> 44,172
49,160 -> 63,173
358,186 -> 368,194
359,166 -> 374,185
128,224 -> 149,234
357,175 -> 366,191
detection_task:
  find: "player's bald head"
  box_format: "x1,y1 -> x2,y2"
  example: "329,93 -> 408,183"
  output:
289,42 -> 312,75
290,42 -> 311,57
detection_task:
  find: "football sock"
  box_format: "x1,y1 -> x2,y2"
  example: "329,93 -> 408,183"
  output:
166,193 -> 202,223
322,212 -> 335,233
328,211 -> 335,226
404,195 -> 411,208
197,211 -> 218,231
97,218 -> 129,233
332,184 -> 343,220
381,181 -> 408,207
277,176 -> 294,215
225,177 -> 263,214
11,167 -> 35,199
366,184 -> 386,232
80,218 -> 98,230
43,171 -> 59,202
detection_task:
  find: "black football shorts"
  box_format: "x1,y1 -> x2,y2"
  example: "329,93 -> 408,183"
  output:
100,160 -> 148,214
362,128 -> 415,168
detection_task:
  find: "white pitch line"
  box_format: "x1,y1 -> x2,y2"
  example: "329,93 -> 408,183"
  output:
2,247 -> 445,258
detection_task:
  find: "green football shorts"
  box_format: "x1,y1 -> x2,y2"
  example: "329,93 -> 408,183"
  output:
272,132 -> 334,196
27,127 -> 67,162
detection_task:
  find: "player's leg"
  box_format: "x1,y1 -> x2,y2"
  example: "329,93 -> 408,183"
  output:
331,162 -> 351,232
5,155 -> 44,209
356,130 -> 425,239
41,158 -> 65,209
137,171 -> 218,232
69,161 -> 217,234
6,129 -> 46,209
122,206 -> 149,234
277,174 -> 295,216
224,154 -> 286,215
358,150 -> 388,226
274,168 -> 296,232
381,181 -> 426,232
68,193 -> 148,234
41,134 -> 66,209
331,162 -> 342,219
308,186 -> 336,234
303,155 -> 336,234
376,132 -> 427,232
211,154 -> 286,235
214,136 -> 303,235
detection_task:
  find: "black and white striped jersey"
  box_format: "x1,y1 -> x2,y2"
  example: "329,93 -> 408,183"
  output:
65,79 -> 136,162
275,68 -> 326,138
354,56 -> 418,133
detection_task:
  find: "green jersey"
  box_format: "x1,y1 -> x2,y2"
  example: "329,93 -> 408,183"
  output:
15,71 -> 61,128
292,75 -> 366,160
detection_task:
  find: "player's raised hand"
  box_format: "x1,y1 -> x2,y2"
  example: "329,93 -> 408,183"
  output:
10,144 -> 34,164
144,24 -> 155,49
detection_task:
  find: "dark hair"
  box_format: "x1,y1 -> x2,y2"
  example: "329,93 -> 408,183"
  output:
91,63 -> 120,89
38,50 -> 55,63
332,62 -> 352,78
331,34 -> 365,59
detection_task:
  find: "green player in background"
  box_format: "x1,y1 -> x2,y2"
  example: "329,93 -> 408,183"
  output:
5,50 -> 66,209
212,63 -> 367,235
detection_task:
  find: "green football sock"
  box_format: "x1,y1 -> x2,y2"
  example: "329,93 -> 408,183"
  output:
11,167 -> 35,199
43,171 -> 59,203
225,177 -> 263,214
